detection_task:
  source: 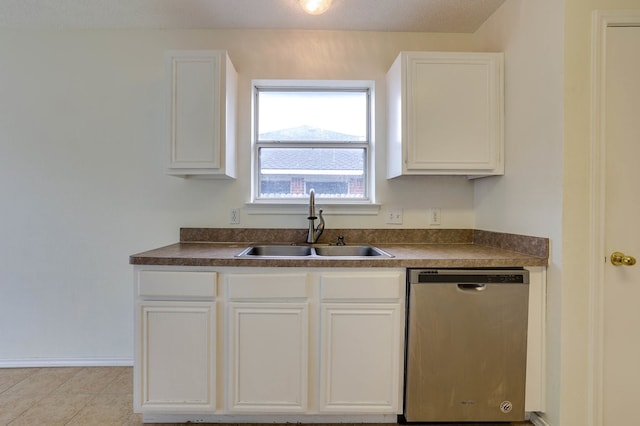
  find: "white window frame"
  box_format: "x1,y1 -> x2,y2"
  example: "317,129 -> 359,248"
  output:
250,80 -> 376,209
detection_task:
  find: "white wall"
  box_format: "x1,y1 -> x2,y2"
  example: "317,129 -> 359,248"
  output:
471,0 -> 564,424
0,29 -> 476,364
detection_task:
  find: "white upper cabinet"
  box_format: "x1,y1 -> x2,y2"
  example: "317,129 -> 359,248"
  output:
386,51 -> 504,178
165,50 -> 237,178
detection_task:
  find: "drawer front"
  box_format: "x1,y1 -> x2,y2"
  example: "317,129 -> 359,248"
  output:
321,271 -> 404,300
227,273 -> 309,299
138,271 -> 217,298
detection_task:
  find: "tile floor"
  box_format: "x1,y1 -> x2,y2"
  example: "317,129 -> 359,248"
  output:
0,367 -> 139,425
0,366 -> 534,425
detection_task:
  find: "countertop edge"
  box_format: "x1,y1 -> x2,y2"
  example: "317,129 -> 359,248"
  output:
130,229 -> 549,268
129,242 -> 548,268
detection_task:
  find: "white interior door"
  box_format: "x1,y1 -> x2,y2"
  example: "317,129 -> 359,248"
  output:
602,24 -> 640,425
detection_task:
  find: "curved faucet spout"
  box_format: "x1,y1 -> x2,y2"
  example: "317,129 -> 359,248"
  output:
306,189 -> 325,243
308,188 -> 316,219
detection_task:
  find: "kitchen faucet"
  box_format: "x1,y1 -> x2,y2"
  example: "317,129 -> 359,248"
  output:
306,189 -> 325,244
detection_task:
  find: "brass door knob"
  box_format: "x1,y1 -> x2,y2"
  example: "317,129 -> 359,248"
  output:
610,251 -> 637,266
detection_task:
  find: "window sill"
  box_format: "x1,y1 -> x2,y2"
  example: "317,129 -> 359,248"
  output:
245,202 -> 381,216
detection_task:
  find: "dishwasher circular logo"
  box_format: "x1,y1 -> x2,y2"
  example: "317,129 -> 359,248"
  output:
500,401 -> 513,413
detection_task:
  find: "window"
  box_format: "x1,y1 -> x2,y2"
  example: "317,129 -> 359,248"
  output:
252,81 -> 373,203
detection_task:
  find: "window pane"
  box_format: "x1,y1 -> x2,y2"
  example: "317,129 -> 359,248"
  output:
258,90 -> 367,142
258,147 -> 366,199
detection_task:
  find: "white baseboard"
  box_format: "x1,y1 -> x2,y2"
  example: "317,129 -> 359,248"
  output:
0,357 -> 133,368
530,411 -> 551,426
142,413 -> 399,424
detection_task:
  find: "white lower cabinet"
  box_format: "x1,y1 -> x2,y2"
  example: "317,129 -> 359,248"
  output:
228,302 -> 309,412
225,271 -> 310,412
320,304 -> 402,412
319,271 -> 404,414
134,270 -> 218,414
137,301 -> 216,412
133,267 -> 406,421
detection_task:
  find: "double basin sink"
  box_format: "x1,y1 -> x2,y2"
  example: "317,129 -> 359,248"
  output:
236,244 -> 393,259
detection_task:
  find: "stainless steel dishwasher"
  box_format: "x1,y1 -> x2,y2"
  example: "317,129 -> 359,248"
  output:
403,268 -> 529,422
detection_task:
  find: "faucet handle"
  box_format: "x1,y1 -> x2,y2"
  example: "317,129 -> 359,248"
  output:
336,235 -> 345,246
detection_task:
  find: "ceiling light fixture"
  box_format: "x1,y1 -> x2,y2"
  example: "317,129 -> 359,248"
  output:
299,0 -> 332,15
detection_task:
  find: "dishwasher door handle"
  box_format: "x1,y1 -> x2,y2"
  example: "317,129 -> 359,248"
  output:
457,283 -> 487,291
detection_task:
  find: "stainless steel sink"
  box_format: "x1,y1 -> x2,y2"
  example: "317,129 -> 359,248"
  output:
313,245 -> 390,257
235,244 -> 393,258
237,244 -> 313,257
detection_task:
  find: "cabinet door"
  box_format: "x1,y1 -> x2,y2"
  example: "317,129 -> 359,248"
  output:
228,302 -> 309,412
320,303 -> 402,413
387,51 -> 503,177
135,301 -> 216,413
406,52 -> 503,175
165,50 -> 236,178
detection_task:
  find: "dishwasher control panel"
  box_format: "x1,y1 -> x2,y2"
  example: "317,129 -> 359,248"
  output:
410,268 -> 528,284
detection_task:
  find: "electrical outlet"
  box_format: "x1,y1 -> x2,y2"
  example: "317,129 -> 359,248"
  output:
385,209 -> 403,224
428,208 -> 441,226
229,208 -> 240,224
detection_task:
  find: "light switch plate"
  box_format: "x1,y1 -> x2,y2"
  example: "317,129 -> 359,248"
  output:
386,209 -> 403,224
428,208 -> 441,226
229,208 -> 240,224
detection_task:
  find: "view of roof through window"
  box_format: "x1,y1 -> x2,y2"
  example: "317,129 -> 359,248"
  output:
255,87 -> 370,200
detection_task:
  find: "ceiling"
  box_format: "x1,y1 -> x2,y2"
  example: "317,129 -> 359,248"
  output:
0,0 -> 505,33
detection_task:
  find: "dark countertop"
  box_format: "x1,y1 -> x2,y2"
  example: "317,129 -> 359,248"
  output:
130,228 -> 548,268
